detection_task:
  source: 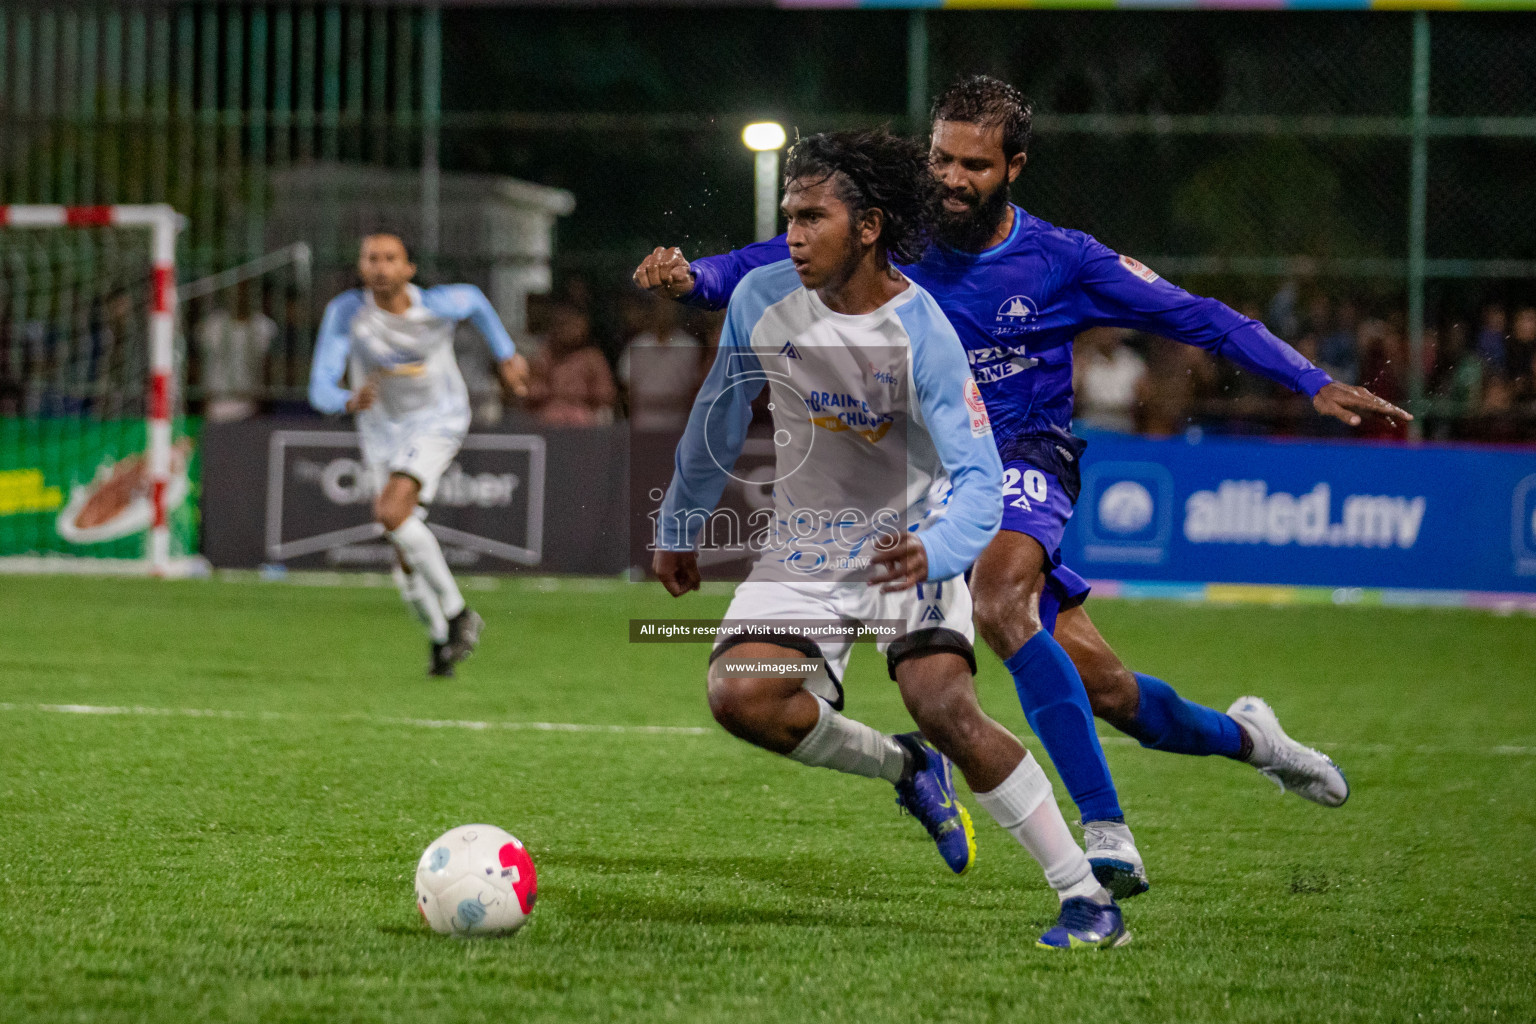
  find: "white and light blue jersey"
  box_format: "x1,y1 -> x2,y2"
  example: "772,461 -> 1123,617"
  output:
659,260 -> 1003,584
307,283 -> 516,434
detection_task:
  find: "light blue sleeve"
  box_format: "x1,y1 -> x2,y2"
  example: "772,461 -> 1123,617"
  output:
898,293 -> 1004,582
657,261 -> 797,550
308,291 -> 362,414
423,284 -> 516,361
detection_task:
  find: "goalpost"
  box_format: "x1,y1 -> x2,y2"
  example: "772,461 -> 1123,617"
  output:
0,204 -> 196,577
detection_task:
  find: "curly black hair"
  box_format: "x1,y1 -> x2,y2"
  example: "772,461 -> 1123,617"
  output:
782,129 -> 940,267
930,75 -> 1034,162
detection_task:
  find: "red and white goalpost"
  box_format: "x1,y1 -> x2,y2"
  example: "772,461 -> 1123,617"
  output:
0,204 -> 187,576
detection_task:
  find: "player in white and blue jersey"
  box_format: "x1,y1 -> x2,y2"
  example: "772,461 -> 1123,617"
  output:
655,130 -> 1128,950
637,77 -> 1410,900
309,233 -> 529,677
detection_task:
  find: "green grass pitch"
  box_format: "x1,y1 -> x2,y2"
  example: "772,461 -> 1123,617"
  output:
1,574 -> 1532,1023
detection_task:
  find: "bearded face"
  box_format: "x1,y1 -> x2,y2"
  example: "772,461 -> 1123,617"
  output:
934,173 -> 1011,253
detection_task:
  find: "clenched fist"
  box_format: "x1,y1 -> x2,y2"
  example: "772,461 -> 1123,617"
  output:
632,246 -> 696,300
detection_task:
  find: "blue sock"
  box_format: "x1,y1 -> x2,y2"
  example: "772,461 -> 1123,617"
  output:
1004,631 -> 1123,823
1122,673 -> 1244,758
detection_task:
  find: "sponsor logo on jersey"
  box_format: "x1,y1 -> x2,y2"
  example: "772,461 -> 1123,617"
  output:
992,294 -> 1039,339
966,346 -> 1038,384
780,341 -> 801,360
963,377 -> 991,437
1118,254 -> 1159,283
804,390 -> 895,443
997,295 -> 1037,320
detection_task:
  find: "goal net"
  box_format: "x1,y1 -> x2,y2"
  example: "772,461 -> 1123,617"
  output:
0,205 -> 197,576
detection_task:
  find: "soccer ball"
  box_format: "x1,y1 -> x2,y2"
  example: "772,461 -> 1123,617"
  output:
415,824 -> 537,937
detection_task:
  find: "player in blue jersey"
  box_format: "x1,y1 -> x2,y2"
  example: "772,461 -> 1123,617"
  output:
655,130 -> 1127,949
635,76 -> 1409,899
310,233 -> 529,676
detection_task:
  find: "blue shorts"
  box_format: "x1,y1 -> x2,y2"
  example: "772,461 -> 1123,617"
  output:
999,460 -> 1075,564
996,458 -> 1091,636
1040,562 -> 1092,636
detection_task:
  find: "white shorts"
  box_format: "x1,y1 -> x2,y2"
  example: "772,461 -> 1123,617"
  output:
711,578 -> 974,709
360,426 -> 464,505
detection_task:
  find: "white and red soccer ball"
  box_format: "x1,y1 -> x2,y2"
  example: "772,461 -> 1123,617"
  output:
415,824 -> 537,937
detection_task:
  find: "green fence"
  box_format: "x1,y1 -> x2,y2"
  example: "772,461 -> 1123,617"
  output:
2,5 -> 1534,436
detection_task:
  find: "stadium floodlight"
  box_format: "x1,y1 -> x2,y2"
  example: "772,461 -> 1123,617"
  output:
742,122 -> 787,242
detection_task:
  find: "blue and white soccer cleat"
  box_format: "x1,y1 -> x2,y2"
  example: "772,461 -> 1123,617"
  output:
1036,896 -> 1131,951
1227,696 -> 1349,807
1081,819 -> 1150,900
892,732 -> 976,875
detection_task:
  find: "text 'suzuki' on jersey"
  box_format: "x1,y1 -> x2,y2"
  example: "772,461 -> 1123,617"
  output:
683,206 -> 1333,449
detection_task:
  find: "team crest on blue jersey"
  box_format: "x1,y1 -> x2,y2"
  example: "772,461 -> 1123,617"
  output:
993,295 -> 1039,338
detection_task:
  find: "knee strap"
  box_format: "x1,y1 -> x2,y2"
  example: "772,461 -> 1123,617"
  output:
709,630 -> 843,710
709,630 -> 826,665
885,627 -> 978,680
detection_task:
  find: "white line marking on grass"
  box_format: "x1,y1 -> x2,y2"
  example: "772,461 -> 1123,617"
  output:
1091,730 -> 1533,756
0,702 -> 711,736
2,704 -> 1529,753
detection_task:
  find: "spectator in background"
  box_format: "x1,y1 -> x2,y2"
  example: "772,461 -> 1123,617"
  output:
1509,305 -> 1536,396
1476,303 -> 1508,373
1319,298 -> 1359,384
195,282 -> 275,423
1356,317 -> 1409,440
1267,279 -> 1300,340
456,320 -> 506,428
618,294 -> 702,431
1301,294 -> 1332,343
1073,327 -> 1145,433
525,300 -> 617,427
1431,320 -> 1483,432
1135,337 -> 1214,436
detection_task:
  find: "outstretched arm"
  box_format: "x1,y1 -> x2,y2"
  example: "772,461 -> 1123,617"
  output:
653,310 -> 766,594
633,236 -> 792,311
424,283 -> 528,397
308,292 -> 361,414
1073,240 -> 1409,426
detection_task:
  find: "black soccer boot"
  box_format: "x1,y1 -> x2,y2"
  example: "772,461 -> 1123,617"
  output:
444,607 -> 485,665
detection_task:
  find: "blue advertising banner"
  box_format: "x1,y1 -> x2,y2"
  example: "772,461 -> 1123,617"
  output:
1060,432 -> 1536,597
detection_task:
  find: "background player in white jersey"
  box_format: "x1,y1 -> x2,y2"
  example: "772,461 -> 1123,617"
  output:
655,131 -> 1128,950
308,233 -> 529,677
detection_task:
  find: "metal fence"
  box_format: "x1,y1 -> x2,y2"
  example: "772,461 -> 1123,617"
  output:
2,4 -> 1534,437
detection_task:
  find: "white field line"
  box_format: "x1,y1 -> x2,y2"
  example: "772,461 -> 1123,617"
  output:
1097,734 -> 1533,755
0,702 -> 711,736
0,702 -> 1529,755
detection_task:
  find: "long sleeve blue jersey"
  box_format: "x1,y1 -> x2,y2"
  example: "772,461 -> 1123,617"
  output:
685,207 -> 1333,448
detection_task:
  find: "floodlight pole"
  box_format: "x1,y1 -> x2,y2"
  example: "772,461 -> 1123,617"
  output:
907,12 -> 929,133
754,149 -> 779,243
744,122 -> 787,242
1406,11 -> 1429,441
421,5 -> 442,265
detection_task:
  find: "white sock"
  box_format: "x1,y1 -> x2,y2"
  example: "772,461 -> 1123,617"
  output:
787,696 -> 909,784
388,517 -> 466,620
392,565 -> 449,644
973,752 -> 1107,903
